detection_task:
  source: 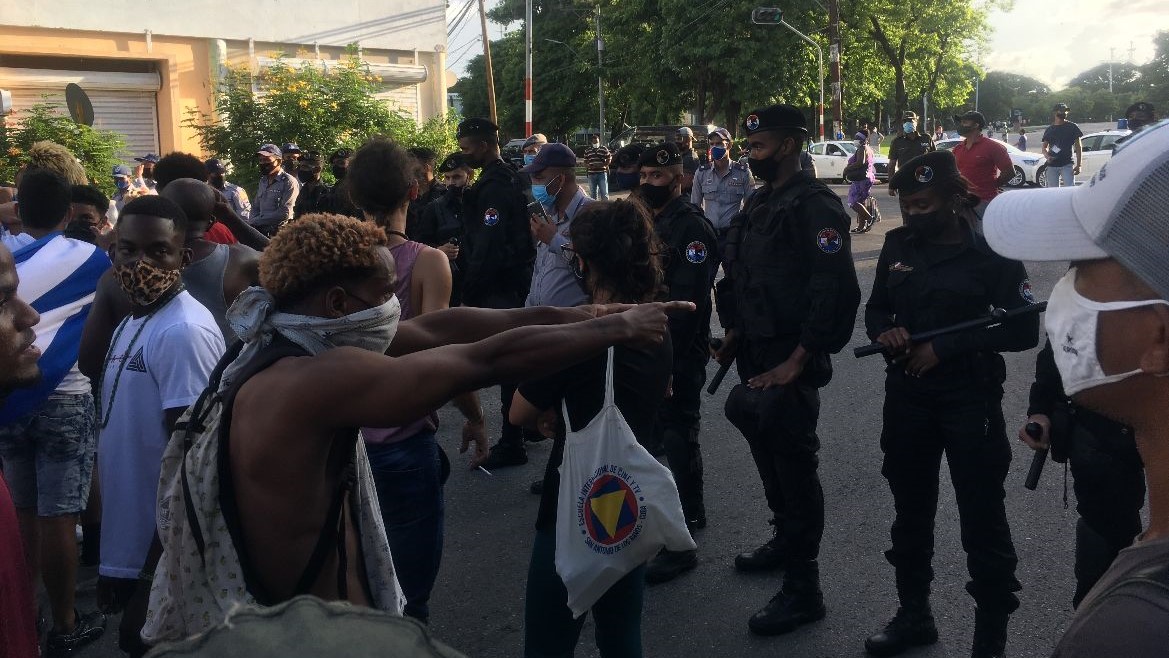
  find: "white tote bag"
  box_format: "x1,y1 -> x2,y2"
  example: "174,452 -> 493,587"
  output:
554,348 -> 697,618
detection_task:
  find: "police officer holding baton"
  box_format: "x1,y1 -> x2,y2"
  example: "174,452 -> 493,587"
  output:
714,104 -> 860,636
861,150 -> 1038,658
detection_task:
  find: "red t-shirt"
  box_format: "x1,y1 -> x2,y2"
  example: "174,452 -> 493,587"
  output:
952,135 -> 1013,203
205,222 -> 239,245
0,474 -> 38,658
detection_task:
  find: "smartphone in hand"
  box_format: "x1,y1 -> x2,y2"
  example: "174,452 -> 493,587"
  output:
528,200 -> 553,226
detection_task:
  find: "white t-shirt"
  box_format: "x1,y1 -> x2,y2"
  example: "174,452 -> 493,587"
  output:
98,291 -> 225,579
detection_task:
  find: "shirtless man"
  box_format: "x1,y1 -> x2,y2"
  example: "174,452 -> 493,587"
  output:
138,214 -> 689,647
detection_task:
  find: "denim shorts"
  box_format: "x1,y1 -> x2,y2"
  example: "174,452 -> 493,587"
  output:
0,392 -> 97,516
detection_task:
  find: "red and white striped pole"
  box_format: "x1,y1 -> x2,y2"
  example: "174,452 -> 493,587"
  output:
524,0 -> 533,136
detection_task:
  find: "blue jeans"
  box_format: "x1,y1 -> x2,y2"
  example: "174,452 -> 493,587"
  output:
1045,164 -> 1075,187
588,172 -> 609,200
525,530 -> 645,658
0,393 -> 96,516
366,430 -> 444,623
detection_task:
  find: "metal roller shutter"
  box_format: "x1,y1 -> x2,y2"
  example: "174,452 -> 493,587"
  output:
0,67 -> 161,162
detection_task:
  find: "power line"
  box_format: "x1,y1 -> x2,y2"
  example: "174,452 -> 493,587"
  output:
447,0 -> 475,38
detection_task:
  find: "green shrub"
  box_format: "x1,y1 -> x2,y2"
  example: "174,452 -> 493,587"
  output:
0,103 -> 126,195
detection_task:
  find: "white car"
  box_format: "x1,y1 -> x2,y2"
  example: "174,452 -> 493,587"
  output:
1077,129 -> 1131,182
807,141 -> 890,182
935,137 -> 1045,187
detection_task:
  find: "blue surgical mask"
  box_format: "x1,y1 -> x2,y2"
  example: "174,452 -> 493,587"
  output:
524,154 -> 536,166
531,175 -> 561,207
903,122 -> 915,133
710,146 -> 728,161
115,178 -> 130,191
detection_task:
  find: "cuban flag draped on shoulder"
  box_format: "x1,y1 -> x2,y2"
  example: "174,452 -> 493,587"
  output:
0,233 -> 111,424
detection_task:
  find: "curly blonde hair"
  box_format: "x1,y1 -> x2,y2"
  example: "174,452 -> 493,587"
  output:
19,141 -> 88,186
260,213 -> 390,305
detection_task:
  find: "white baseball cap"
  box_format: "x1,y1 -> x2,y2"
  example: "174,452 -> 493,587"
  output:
983,120 -> 1169,300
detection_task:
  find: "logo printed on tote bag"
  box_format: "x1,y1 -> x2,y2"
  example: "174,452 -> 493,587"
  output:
577,464 -> 647,554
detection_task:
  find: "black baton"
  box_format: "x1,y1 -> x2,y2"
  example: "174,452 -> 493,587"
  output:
854,302 -> 1047,358
1024,421 -> 1048,490
707,339 -> 733,394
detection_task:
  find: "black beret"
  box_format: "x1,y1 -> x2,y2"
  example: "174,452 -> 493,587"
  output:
438,153 -> 470,173
615,144 -> 645,167
742,104 -> 809,136
456,117 -> 499,139
638,142 -> 682,168
889,150 -> 964,197
1126,101 -> 1155,116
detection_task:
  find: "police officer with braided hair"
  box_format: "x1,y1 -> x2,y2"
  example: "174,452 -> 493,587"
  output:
713,104 -> 860,635
633,143 -> 718,585
864,150 -> 1037,658
456,117 -> 538,468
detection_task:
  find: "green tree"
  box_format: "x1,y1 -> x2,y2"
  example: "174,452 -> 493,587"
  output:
188,53 -> 457,191
0,103 -> 125,195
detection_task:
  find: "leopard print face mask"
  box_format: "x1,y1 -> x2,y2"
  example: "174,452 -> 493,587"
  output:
114,259 -> 182,307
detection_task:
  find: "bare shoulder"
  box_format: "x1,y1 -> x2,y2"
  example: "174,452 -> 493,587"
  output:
414,245 -> 452,280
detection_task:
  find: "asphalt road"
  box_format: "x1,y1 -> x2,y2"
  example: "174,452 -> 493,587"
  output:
73,186 -> 1092,658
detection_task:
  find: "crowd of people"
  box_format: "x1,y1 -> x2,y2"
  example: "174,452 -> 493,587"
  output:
0,97 -> 1166,658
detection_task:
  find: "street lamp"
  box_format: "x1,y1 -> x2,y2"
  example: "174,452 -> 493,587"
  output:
752,7 -> 825,140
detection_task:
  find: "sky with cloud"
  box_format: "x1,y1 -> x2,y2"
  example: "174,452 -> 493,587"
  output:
985,0 -> 1168,88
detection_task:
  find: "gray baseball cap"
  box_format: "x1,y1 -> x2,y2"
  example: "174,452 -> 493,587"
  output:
984,120 -> 1169,299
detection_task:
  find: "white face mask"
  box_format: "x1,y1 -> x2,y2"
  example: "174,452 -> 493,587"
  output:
323,295 -> 402,354
1046,269 -> 1169,395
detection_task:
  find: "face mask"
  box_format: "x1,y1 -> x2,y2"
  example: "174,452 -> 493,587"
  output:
638,181 -> 673,209
903,122 -> 915,133
903,209 -> 950,239
208,174 -> 225,187
115,179 -> 130,191
591,141 -> 600,148
958,124 -> 979,136
331,165 -> 348,180
748,142 -> 793,182
616,172 -> 640,191
1045,269 -> 1169,396
710,146 -> 728,161
327,295 -> 402,354
297,171 -> 318,185
259,161 -> 276,175
523,154 -> 536,166
531,175 -> 562,207
114,259 -> 182,307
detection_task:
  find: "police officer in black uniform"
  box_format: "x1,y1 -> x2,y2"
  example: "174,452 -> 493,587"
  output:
862,150 -> 1038,658
632,142 -> 718,584
714,104 -> 861,636
1021,341 -> 1144,608
887,111 -> 935,195
412,153 -> 473,307
456,117 -> 538,468
405,146 -> 446,237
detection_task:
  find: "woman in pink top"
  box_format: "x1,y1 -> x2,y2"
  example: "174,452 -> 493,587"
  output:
345,138 -> 487,623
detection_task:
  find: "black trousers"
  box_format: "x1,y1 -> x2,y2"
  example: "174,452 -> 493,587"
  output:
724,342 -> 824,564
657,353 -> 708,522
1064,409 -> 1145,607
879,374 -> 1020,612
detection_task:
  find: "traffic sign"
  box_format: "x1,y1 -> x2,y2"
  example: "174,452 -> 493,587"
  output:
751,7 -> 784,24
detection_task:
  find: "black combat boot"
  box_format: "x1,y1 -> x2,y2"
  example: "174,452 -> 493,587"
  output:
645,548 -> 698,585
864,600 -> 939,657
735,519 -> 787,572
970,606 -> 1009,658
747,561 -> 826,636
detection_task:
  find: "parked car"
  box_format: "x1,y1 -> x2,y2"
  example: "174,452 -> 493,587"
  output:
807,140 -> 890,182
1077,129 -> 1131,181
935,137 -> 1045,187
607,125 -> 717,153
501,138 -> 528,168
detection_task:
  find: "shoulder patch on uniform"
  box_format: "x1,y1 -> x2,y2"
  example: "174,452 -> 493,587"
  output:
483,208 -> 499,226
685,241 -> 708,264
1019,279 -> 1035,303
914,166 -> 934,183
816,228 -> 843,254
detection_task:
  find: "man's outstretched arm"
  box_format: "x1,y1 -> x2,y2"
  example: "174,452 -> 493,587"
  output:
388,305 -> 596,356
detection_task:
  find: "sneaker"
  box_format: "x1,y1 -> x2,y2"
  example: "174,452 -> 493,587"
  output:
479,443 -> 528,469
46,610 -> 106,657
645,549 -> 698,585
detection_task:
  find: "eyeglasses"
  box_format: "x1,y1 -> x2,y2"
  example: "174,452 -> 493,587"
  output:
561,245 -> 585,279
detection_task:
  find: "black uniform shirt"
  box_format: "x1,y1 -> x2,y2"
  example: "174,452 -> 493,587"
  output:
461,159 -> 536,305
865,224 -> 1039,379
654,196 -> 717,362
888,132 -> 936,172
405,181 -> 446,239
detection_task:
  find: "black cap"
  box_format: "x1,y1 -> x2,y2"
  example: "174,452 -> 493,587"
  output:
953,110 -> 987,128
456,117 -> 499,139
889,150 -> 965,197
638,142 -> 682,168
742,104 -> 809,136
438,153 -> 470,173
1052,103 -> 1069,113
204,158 -> 227,173
614,144 -> 645,168
1126,101 -> 1155,117
298,152 -> 322,168
281,143 -> 301,154
902,111 -> 918,120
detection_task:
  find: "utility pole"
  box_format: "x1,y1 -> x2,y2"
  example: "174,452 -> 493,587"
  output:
828,0 -> 842,138
596,6 -> 605,141
478,0 -> 497,124
1109,47 -> 1115,93
524,0 -> 532,136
